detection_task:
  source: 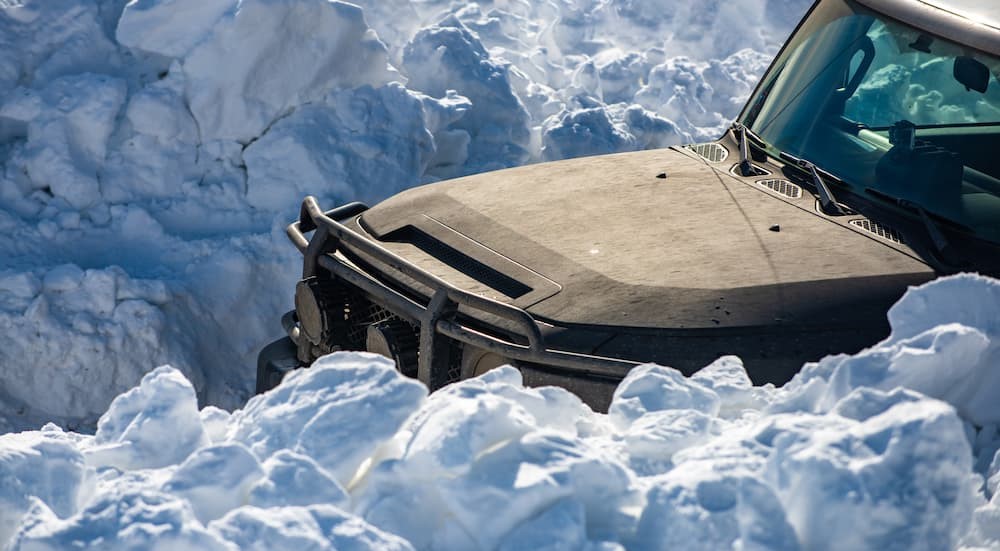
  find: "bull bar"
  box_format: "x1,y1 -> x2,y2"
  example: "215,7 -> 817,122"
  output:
285,196 -> 639,390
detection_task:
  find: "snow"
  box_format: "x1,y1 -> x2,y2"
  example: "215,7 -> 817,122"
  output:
3,0 -> 1000,548
1,276 -> 1000,550
772,275 -> 1000,426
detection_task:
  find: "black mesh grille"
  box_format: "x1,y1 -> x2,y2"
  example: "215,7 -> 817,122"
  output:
756,178 -> 802,199
850,218 -> 904,244
685,142 -> 728,163
446,340 -> 463,383
344,295 -> 411,350
339,283 -> 462,385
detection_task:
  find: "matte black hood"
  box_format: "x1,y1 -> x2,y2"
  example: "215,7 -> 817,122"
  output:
359,147 -> 935,330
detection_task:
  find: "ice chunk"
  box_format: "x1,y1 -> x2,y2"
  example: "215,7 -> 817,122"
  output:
84,365 -> 207,470
138,0 -> 399,142
0,431 -> 90,549
542,107 -> 637,161
101,68 -> 201,201
692,355 -> 772,417
632,461 -> 800,551
208,505 -> 415,551
2,74 -> 127,208
40,264 -> 84,293
200,406 -> 232,444
162,443 -> 263,524
608,363 -> 720,429
762,396 -> 976,551
495,498 -> 589,551
7,490 -> 234,551
243,84 -> 435,212
777,275 -> 1000,425
116,0 -> 234,59
621,409 -> 718,477
227,352 -> 426,485
403,16 -> 531,172
0,0 -> 121,94
0,265 -> 205,424
358,431 -> 639,550
247,450 -> 349,509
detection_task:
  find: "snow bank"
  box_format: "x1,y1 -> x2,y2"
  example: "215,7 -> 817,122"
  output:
1,0 -> 812,429
773,274 -> 1000,426
1,275 -> 999,550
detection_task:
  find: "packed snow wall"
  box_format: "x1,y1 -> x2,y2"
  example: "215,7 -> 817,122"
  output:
0,0 -> 812,429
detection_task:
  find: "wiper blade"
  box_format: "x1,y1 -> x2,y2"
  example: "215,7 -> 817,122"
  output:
780,152 -> 845,215
731,122 -> 767,177
864,188 -> 951,254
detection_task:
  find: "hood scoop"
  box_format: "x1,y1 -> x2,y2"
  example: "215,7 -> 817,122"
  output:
382,226 -> 533,299
360,213 -> 562,307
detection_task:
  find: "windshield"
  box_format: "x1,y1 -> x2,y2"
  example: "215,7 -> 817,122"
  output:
740,0 -> 1000,245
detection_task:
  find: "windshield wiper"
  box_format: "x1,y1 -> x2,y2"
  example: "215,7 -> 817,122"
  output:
780,152 -> 845,215
731,122 -> 767,177
864,188 -> 952,255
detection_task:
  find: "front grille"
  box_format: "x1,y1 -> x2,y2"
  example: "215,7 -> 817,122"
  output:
344,294 -> 410,350
850,218 -> 904,244
756,178 -> 802,199
447,340 -> 463,382
685,142 -> 729,163
338,282 -> 463,385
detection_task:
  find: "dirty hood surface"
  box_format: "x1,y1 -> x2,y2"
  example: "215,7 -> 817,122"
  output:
360,147 -> 934,329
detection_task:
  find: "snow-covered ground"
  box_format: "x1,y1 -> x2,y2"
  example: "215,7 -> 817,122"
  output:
0,0 -> 806,431
3,0 -> 1000,549
2,275 -> 1000,550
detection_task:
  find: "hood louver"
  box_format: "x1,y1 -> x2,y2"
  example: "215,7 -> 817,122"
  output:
685,142 -> 729,163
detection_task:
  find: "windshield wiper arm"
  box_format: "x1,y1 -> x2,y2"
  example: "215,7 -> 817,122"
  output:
731,122 -> 766,177
865,188 -> 951,254
780,152 -> 845,215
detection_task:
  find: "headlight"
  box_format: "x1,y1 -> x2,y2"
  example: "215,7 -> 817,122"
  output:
294,277 -> 341,346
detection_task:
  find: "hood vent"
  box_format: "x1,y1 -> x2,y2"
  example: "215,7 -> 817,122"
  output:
850,218 -> 903,244
385,227 -> 532,299
756,178 -> 802,199
685,142 -> 728,163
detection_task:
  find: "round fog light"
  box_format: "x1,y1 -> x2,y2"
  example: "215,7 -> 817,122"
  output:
294,277 -> 344,346
366,320 -> 418,376
295,280 -> 324,344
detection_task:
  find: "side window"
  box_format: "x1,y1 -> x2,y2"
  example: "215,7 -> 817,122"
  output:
845,22 -> 1000,127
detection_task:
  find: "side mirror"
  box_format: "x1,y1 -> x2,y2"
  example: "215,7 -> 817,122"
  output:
954,56 -> 990,93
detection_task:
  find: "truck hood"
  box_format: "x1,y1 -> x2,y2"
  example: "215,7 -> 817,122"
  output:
359,147 -> 934,329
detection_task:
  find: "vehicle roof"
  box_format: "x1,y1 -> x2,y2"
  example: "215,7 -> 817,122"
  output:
919,0 -> 1000,31
854,0 -> 1000,56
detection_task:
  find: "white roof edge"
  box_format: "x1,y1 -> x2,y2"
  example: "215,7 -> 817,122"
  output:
854,0 -> 1000,56
919,0 -> 1000,32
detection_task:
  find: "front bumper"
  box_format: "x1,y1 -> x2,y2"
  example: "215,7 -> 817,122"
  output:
270,197 -> 640,394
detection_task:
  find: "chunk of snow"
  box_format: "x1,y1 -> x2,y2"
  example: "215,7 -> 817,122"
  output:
227,352 -> 426,485
777,274 -> 1000,425
243,84 -> 435,212
0,430 -> 90,549
208,505 -> 415,551
6,490 -> 235,551
247,450 -> 349,509
83,365 -> 207,470
161,443 -> 263,523
608,363 -> 720,429
118,0 -> 398,143
403,16 -> 531,172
